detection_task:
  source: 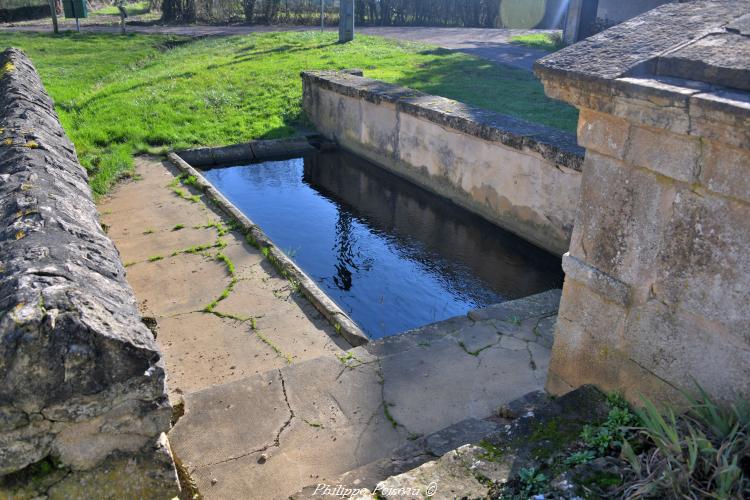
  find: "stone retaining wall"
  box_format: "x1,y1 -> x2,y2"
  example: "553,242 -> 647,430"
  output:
0,49 -> 179,497
536,0 -> 750,404
301,71 -> 584,256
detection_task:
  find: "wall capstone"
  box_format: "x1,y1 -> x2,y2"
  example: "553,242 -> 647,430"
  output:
0,48 -> 179,498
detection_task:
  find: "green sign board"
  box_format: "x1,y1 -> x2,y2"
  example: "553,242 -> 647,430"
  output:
62,0 -> 87,18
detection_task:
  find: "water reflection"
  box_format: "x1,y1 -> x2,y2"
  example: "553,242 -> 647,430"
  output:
203,150 -> 563,338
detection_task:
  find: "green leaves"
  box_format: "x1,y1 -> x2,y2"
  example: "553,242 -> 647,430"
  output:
621,385 -> 750,498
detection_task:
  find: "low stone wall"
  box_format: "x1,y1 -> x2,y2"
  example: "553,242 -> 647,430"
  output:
0,49 -> 179,497
536,0 -> 750,405
301,71 -> 584,256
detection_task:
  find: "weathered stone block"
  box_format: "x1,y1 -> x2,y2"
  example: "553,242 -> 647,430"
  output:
699,140 -> 750,202
360,99 -> 399,159
577,107 -> 630,160
626,301 -> 750,404
652,188 -> 750,333
689,89 -> 750,149
624,125 -> 700,183
549,281 -> 681,403
561,253 -> 630,306
613,94 -> 691,135
568,151 -> 676,286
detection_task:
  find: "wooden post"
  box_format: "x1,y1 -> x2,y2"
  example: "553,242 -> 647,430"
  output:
48,0 -> 58,34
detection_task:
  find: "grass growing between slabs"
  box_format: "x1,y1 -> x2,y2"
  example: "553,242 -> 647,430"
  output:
0,30 -> 578,196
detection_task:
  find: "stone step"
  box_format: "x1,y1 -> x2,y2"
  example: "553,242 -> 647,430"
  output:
351,289 -> 561,360
167,290 -> 561,499
289,391 -> 552,499
289,418 -> 502,499
362,386 -> 609,499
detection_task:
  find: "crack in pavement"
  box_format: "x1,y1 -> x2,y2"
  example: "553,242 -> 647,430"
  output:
194,369 -> 296,470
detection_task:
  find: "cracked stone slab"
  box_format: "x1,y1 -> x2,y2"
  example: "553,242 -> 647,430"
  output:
105,226 -> 218,264
290,418 -> 503,499
381,333 -> 541,436
155,312 -> 294,401
125,251 -> 230,317
351,315 -> 475,359
181,355 -> 410,498
169,369 -> 290,471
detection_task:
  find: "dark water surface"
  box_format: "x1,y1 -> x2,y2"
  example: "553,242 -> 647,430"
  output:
202,150 -> 563,339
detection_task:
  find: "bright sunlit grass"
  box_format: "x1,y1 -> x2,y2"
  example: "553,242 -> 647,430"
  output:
0,31 -> 578,195
510,33 -> 565,52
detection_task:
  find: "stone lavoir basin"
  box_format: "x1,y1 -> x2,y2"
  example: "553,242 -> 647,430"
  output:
200,148 -> 563,339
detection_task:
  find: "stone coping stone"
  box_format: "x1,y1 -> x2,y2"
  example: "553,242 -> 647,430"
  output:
176,136 -> 325,168
301,71 -> 584,172
535,1 -> 749,85
0,46 -> 175,493
657,32 -> 750,92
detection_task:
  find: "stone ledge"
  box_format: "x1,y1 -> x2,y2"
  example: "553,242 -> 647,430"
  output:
0,48 -> 177,496
534,1 -> 749,88
301,71 -> 584,172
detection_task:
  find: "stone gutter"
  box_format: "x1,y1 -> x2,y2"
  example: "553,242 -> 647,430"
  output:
167,144 -> 370,348
0,48 -> 178,497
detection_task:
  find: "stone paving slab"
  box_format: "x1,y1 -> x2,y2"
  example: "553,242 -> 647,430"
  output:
290,418 -> 504,499
154,313 -> 289,395
125,251 -> 229,317
169,290 -> 559,499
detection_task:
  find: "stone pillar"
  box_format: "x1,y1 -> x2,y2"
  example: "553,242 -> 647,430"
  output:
562,0 -> 598,44
339,0 -> 354,43
535,1 -> 750,405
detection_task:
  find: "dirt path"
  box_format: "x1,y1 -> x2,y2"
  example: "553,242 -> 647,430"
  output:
0,22 -> 553,70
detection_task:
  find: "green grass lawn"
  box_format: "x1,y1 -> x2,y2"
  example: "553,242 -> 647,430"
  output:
0,31 -> 578,196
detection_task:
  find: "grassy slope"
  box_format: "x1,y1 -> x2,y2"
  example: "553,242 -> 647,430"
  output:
0,31 -> 578,195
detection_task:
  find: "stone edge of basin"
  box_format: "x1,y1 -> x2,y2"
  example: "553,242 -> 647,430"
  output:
175,135 -> 330,167
300,70 -> 585,172
166,150 -> 371,348
0,48 -> 179,497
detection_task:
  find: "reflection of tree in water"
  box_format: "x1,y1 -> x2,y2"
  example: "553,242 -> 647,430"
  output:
332,209 -> 358,291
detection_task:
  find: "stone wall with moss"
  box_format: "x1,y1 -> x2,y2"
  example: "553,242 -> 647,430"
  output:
0,48 -> 179,498
535,1 -> 750,405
